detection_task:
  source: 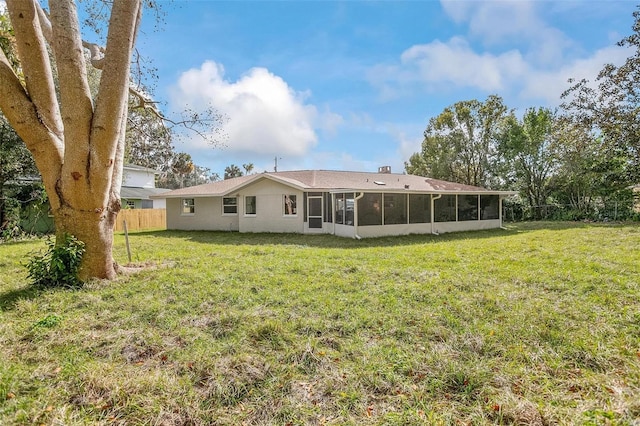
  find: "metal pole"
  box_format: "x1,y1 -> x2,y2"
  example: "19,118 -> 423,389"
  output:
123,220 -> 132,263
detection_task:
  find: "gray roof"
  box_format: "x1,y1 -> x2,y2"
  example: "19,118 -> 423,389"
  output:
152,170 -> 516,199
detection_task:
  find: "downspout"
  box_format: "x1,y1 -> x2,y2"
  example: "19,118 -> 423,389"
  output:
431,194 -> 441,235
353,192 -> 365,240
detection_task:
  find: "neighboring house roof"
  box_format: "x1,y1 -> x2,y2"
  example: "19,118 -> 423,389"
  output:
121,187 -> 171,200
152,170 -> 516,199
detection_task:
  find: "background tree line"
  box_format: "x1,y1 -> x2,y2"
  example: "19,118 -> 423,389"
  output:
406,8 -> 640,221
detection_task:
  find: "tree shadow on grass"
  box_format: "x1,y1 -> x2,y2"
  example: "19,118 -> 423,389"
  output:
0,285 -> 41,311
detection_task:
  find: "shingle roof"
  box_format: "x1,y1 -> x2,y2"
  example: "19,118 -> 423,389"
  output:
152,170 -> 513,199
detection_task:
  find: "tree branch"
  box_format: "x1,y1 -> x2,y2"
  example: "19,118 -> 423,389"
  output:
51,0 -> 95,201
6,0 -> 63,140
34,2 -> 106,70
0,47 -> 63,209
82,40 -> 105,69
90,0 -> 142,205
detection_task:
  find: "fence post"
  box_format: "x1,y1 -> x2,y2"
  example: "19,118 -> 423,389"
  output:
123,220 -> 132,263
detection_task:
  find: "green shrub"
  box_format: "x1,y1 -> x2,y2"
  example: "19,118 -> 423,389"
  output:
26,234 -> 85,288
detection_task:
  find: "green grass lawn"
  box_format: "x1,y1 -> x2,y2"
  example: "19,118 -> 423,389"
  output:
1,222 -> 639,425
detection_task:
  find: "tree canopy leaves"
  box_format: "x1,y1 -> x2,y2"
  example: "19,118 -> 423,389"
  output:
406,95 -> 508,188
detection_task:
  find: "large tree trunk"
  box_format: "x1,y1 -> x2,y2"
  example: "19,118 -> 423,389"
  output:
0,0 -> 142,281
54,199 -> 120,280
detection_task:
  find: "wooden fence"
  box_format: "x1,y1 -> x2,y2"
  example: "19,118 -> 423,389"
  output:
114,209 -> 166,232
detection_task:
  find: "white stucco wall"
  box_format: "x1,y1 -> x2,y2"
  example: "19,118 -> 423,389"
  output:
355,223 -> 433,238
431,219 -> 502,234
123,169 -> 156,188
233,180 -> 305,234
152,199 -> 166,209
333,224 -> 356,238
166,197 -> 239,231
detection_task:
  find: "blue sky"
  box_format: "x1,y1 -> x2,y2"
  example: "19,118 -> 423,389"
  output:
6,1 -> 637,176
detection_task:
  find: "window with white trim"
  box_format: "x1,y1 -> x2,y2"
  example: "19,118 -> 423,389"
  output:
223,197 -> 238,214
182,198 -> 195,215
245,196 -> 256,215
283,194 -> 297,215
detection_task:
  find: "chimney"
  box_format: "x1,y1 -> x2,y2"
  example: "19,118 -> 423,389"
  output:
378,166 -> 391,174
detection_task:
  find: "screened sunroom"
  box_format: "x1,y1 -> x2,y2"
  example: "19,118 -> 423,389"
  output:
331,191 -> 504,238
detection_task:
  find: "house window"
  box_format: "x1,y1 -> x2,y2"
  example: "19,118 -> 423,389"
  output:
384,193 -> 407,225
358,193 -> 382,226
409,194 -> 430,223
182,198 -> 195,215
434,195 -> 456,222
223,197 -> 238,214
458,195 -> 479,221
283,195 -> 297,215
125,199 -> 135,209
480,195 -> 500,220
245,196 -> 256,215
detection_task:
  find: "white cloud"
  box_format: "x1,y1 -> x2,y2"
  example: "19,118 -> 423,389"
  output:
439,0 -> 574,65
442,1 -> 538,42
170,60 -> 325,159
369,1 -> 631,108
521,44 -> 631,105
399,37 -> 527,92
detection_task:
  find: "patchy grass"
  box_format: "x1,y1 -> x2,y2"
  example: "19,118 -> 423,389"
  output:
1,222 -> 639,425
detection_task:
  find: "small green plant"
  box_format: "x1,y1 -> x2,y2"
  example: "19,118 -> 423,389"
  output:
26,234 -> 86,288
31,314 -> 63,329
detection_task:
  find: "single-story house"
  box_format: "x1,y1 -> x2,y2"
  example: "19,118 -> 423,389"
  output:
152,169 -> 516,238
